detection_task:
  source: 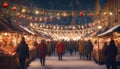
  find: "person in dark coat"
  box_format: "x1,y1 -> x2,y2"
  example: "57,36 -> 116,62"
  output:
56,41 -> 65,61
85,40 -> 93,60
37,39 -> 47,66
16,37 -> 29,69
104,39 -> 118,69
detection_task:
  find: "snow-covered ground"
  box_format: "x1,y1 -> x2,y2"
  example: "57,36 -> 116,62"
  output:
28,54 -> 106,69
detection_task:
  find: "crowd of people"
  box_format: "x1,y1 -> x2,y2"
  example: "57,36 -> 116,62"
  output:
16,37 -> 118,69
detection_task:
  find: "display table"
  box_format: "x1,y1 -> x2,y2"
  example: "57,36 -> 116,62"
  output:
0,49 -> 36,69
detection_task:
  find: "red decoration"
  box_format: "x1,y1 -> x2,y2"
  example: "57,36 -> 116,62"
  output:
29,16 -> 32,21
96,13 -> 100,16
35,17 -> 38,22
118,10 -> 120,13
12,6 -> 17,11
80,11 -> 84,16
2,2 -> 9,8
22,15 -> 26,18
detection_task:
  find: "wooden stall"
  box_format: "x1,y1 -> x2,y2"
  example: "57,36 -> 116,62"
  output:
92,24 -> 120,65
0,18 -> 36,69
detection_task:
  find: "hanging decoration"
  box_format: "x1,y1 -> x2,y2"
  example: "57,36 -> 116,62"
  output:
12,6 -> 17,11
2,2 -> 9,8
21,8 -> 26,14
80,11 -> 84,16
29,16 -> 33,21
118,10 -> 120,13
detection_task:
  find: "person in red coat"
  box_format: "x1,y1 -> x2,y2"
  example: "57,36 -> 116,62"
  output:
56,41 -> 65,61
37,39 -> 47,66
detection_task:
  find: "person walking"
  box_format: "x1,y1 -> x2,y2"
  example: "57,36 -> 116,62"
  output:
37,39 -> 47,66
104,39 -> 118,69
85,40 -> 93,60
56,41 -> 65,61
78,40 -> 85,59
16,37 -> 29,69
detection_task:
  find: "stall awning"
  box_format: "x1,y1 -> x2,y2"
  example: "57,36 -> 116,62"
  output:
98,24 -> 120,36
19,25 -> 35,35
0,18 -> 22,32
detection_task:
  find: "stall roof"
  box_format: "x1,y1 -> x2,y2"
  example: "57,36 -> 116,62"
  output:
0,18 -> 22,33
19,25 -> 35,35
0,19 -> 12,32
98,24 -> 120,36
29,27 -> 42,36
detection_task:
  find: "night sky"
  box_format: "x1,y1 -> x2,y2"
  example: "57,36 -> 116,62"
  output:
11,0 -> 108,11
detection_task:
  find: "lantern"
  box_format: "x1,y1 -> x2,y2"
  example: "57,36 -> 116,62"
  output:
103,12 -> 107,16
12,6 -> 17,11
2,2 -> 9,8
57,13 -> 60,16
40,17 -> 43,22
63,12 -> 67,17
21,9 -> 26,14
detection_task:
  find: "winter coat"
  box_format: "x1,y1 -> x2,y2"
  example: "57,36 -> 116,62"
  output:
85,40 -> 93,54
37,43 -> 47,57
78,41 -> 85,55
16,40 -> 29,59
56,42 -> 65,53
104,39 -> 118,63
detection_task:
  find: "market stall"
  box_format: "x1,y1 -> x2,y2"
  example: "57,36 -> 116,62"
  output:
92,24 -> 120,64
0,18 -> 22,69
0,18 -> 37,69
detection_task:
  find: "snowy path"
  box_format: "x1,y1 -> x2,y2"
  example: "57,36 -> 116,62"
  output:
28,54 -> 106,69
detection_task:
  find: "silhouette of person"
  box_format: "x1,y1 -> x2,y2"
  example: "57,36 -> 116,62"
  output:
104,39 -> 118,69
16,37 -> 29,69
